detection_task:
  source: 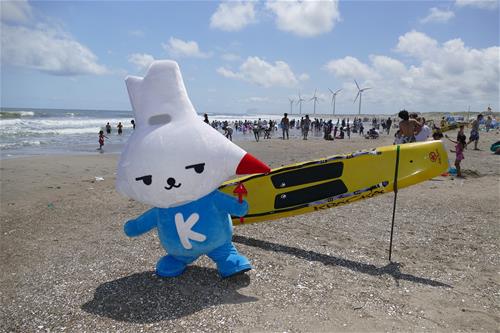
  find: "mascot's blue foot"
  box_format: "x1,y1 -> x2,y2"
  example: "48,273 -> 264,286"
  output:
218,253 -> 252,278
208,243 -> 252,278
156,255 -> 188,277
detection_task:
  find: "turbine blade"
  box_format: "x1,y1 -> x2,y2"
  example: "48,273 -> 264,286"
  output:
362,87 -> 371,91
335,89 -> 342,94
353,92 -> 360,103
354,79 -> 360,90
328,88 -> 334,94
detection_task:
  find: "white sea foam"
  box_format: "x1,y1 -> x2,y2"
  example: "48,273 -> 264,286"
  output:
0,111 -> 36,119
0,117 -> 132,136
0,140 -> 43,149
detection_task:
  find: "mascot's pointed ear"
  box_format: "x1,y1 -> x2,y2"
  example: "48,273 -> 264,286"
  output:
125,60 -> 197,128
125,76 -> 143,114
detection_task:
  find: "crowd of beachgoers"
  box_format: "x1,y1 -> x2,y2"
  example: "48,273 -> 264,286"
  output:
203,112 -> 498,144
206,115 -> 396,142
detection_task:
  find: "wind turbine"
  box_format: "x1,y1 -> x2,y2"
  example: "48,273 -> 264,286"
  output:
296,92 -> 305,115
309,89 -> 320,115
328,88 -> 342,116
288,98 -> 295,114
353,80 -> 371,115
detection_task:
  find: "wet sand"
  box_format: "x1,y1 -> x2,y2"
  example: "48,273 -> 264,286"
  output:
1,129 -> 499,332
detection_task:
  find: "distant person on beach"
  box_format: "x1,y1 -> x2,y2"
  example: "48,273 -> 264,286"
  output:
131,119 -> 135,129
281,113 -> 290,140
386,117 -> 392,135
204,113 -> 209,124
485,116 -> 492,132
253,121 -> 260,142
395,110 -> 419,144
264,123 -> 272,139
301,115 -> 311,140
338,127 -> 345,139
324,120 -> 333,140
440,117 -> 447,128
98,130 -> 108,151
117,122 -> 123,135
467,114 -> 483,150
223,125 -> 233,141
105,122 -> 111,134
432,122 -> 444,140
446,130 -> 466,178
415,116 -> 431,142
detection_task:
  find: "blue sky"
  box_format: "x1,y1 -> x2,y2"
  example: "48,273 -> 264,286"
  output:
1,0 -> 499,115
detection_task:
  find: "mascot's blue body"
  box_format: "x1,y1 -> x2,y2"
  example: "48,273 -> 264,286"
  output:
124,190 -> 249,277
116,60 -> 270,278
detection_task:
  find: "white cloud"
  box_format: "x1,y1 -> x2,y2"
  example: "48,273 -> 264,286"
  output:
210,2 -> 256,31
324,31 -> 499,112
217,56 -> 305,88
0,1 -> 109,76
0,0 -> 32,24
420,7 -> 455,23
299,73 -> 310,81
394,30 -> 439,60
1,23 -> 108,76
162,37 -> 211,58
221,53 -> 241,62
324,56 -> 376,80
128,53 -> 155,71
455,0 -> 499,10
216,67 -> 241,79
265,0 -> 341,37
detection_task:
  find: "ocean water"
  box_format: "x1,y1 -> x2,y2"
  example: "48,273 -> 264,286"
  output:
1,108 -> 325,158
0,108 -> 137,158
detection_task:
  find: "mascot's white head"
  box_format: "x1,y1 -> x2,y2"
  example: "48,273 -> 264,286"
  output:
116,60 -> 270,208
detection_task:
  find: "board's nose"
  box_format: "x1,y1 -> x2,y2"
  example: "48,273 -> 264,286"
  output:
236,153 -> 270,175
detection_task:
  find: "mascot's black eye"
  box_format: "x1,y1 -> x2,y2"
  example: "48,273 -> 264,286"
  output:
135,175 -> 152,185
185,163 -> 205,174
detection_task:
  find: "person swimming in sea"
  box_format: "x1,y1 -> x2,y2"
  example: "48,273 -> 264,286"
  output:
98,130 -> 108,151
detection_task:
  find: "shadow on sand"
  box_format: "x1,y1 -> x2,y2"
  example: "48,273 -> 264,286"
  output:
233,235 -> 452,288
82,266 -> 256,323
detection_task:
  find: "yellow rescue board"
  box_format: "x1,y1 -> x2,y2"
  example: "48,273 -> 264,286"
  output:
220,141 -> 448,225
437,122 -> 468,133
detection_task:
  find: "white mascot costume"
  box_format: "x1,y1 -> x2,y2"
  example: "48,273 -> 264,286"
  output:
116,60 -> 270,278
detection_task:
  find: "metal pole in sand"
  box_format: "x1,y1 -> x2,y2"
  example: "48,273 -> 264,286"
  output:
388,145 -> 400,262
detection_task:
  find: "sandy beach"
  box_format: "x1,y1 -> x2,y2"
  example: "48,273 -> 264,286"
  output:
1,129 -> 499,332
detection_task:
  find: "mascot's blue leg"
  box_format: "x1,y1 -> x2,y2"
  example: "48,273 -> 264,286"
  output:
156,255 -> 196,277
207,242 -> 251,278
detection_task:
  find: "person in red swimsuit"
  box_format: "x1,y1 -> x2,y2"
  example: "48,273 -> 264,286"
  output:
98,130 -> 108,151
